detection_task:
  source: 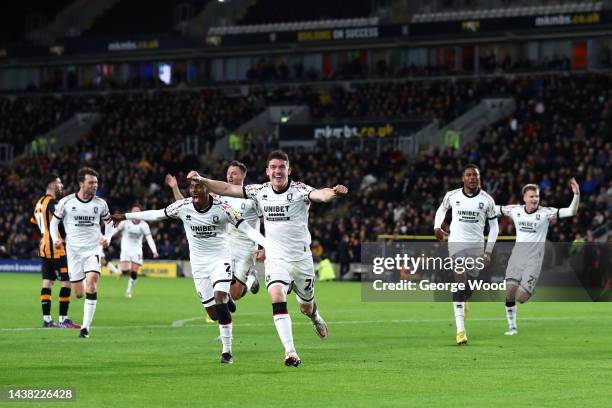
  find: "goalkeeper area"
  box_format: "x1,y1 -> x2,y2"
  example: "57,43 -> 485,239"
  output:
1,273 -> 611,407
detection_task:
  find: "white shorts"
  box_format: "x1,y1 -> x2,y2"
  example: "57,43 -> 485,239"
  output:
231,252 -> 256,285
449,245 -> 485,277
67,249 -> 102,282
505,256 -> 543,295
120,247 -> 143,265
192,260 -> 233,307
264,257 -> 315,304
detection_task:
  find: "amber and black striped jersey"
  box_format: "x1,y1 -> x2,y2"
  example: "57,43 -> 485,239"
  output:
31,194 -> 66,259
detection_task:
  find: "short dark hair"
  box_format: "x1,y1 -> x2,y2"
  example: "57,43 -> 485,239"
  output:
463,164 -> 480,175
44,173 -> 60,187
228,160 -> 247,174
77,167 -> 99,183
267,150 -> 289,165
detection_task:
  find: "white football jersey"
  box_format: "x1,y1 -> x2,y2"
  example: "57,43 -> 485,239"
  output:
163,196 -> 242,268
440,188 -> 497,243
499,205 -> 557,267
223,195 -> 261,254
498,205 -> 558,243
54,193 -> 110,253
244,181 -> 314,261
116,220 -> 152,252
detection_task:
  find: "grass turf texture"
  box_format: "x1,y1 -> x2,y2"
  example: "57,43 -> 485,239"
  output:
1,273 -> 611,408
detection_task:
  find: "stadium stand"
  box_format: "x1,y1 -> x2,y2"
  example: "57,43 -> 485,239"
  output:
0,95 -> 100,154
1,74 -> 610,268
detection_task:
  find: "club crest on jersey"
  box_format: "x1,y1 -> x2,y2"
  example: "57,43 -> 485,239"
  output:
287,193 -> 293,202
94,207 -> 98,213
71,206 -> 76,211
479,202 -> 484,209
186,214 -> 191,220
213,215 -> 220,223
240,203 -> 246,210
455,201 -> 460,205
262,195 -> 268,200
536,214 -> 541,220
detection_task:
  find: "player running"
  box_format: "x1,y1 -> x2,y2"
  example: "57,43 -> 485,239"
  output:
187,150 -> 349,367
113,204 -> 159,298
497,178 -> 580,335
166,164 -> 262,301
50,168 -> 114,338
111,178 -> 273,364
434,164 -> 499,345
31,174 -> 80,328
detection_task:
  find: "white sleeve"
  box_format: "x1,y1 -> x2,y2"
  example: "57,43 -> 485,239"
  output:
243,184 -> 263,201
145,234 -> 157,254
496,205 -> 513,218
50,215 -> 61,244
102,219 -> 114,243
558,194 -> 580,218
53,197 -> 67,219
236,221 -> 268,248
143,223 -> 157,253
112,221 -> 125,237
485,217 -> 499,254
126,209 -> 168,222
434,193 -> 451,229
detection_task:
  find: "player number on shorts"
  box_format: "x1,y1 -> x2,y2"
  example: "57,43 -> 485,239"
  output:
224,263 -> 231,278
304,278 -> 313,292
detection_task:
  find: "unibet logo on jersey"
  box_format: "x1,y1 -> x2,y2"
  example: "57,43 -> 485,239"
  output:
243,181 -> 315,261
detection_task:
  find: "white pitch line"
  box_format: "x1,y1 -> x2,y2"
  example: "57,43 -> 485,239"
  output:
0,315 -> 610,332
171,316 -> 202,327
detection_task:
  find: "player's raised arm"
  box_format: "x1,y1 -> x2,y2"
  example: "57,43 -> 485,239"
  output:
559,177 -> 580,218
187,170 -> 244,198
165,174 -> 185,201
434,192 -> 451,241
308,185 -> 348,203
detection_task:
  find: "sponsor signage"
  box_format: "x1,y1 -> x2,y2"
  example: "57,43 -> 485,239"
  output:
279,120 -> 427,141
0,259 -> 42,273
101,261 -> 177,278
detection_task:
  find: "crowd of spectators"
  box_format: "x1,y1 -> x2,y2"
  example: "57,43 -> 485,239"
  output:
1,74 -> 610,279
0,95 -> 98,154
307,77 -> 512,123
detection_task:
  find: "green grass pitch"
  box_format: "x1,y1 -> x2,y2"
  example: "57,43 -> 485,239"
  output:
1,273 -> 611,407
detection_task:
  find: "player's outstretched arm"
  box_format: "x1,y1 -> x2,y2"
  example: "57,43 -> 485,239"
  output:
187,170 -> 244,198
559,177 -> 580,218
165,174 -> 185,201
309,185 -> 348,203
236,221 -> 282,255
111,209 -> 167,226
